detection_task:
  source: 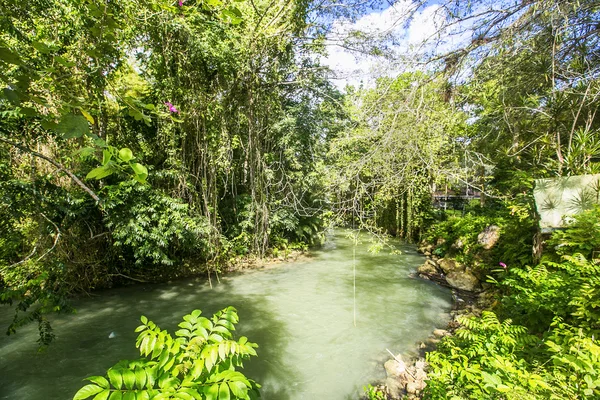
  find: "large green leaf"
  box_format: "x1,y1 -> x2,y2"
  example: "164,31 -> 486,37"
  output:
218,383 -> 230,400
122,369 -> 135,390
55,114 -> 90,139
122,392 -> 135,400
130,163 -> 148,183
108,391 -> 122,400
205,384 -> 219,400
86,376 -> 110,389
108,369 -> 123,390
86,165 -> 114,180
73,384 -> 104,400
135,367 -> 147,389
92,389 -> 110,400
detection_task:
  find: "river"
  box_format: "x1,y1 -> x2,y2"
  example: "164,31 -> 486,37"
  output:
0,231 -> 452,399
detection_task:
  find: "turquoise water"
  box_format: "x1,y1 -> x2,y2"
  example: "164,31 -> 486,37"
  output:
0,231 -> 452,399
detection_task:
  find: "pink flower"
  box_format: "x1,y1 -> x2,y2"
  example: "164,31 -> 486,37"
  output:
178,0 -> 184,5
164,101 -> 179,113
499,262 -> 507,269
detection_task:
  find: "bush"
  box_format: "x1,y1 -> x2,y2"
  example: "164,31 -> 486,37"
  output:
103,181 -> 212,268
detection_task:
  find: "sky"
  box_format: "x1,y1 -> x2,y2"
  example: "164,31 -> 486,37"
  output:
320,0 -> 469,90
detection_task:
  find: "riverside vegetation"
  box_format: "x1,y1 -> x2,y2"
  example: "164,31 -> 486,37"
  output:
1,0 -> 600,399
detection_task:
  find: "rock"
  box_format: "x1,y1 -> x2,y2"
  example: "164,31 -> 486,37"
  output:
406,382 -> 418,394
438,257 -> 464,274
417,262 -> 437,276
452,238 -> 464,249
436,238 -> 446,246
384,358 -> 406,377
426,258 -> 439,267
415,360 -> 427,370
433,329 -> 449,338
407,378 -> 426,394
432,255 -> 439,261
477,225 -> 501,249
385,377 -> 404,399
424,251 -> 431,256
446,270 -> 480,291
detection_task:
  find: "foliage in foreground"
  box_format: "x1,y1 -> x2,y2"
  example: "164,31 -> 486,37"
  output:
73,307 -> 260,400
424,207 -> 600,399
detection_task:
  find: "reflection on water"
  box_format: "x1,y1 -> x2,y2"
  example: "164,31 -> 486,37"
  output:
0,230 -> 452,399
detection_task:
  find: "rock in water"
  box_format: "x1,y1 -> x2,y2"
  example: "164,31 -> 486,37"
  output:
108,331 -> 117,339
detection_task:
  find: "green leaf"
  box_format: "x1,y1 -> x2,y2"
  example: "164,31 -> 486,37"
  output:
108,391 -> 122,400
55,114 -> 90,139
180,388 -> 202,400
81,109 -> 95,124
137,391 -> 150,400
206,384 -> 219,400
86,376 -> 110,389
130,163 -> 148,182
32,41 -> 52,54
55,56 -> 76,67
92,389 -> 110,400
76,147 -> 96,158
86,165 -> 114,180
0,47 -> 22,65
218,382 -> 230,400
135,367 -> 147,389
94,138 -> 107,148
123,392 -> 135,400
108,369 -> 123,390
118,148 -> 134,162
228,382 -> 247,398
122,368 -> 135,390
73,384 -> 104,400
2,88 -> 20,105
102,149 -> 112,165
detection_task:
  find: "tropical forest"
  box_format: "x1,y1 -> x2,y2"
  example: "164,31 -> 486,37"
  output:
1,0 -> 600,399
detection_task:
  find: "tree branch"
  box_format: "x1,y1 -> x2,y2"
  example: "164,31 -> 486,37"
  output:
0,136 -> 101,203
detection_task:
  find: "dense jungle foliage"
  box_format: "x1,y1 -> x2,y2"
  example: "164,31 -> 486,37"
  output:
0,0 -> 348,340
2,0 -> 600,398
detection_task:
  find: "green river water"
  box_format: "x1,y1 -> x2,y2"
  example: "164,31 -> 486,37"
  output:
0,231 -> 452,399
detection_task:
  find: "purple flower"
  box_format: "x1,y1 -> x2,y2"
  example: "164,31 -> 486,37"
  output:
499,262 -> 507,269
164,101 -> 179,114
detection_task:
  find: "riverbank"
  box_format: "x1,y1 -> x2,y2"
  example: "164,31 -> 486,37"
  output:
0,230 -> 451,400
373,236 -> 497,399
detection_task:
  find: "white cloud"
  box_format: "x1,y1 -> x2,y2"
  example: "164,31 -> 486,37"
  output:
320,1 -> 468,90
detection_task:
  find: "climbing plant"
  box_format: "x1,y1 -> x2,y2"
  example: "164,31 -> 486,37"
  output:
73,307 -> 260,400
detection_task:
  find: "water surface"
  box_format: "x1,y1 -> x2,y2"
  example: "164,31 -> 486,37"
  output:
0,231 -> 451,399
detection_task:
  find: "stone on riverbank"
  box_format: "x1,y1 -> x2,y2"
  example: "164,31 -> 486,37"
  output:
477,225 -> 501,249
446,269 -> 480,291
417,262 -> 438,276
438,257 -> 464,274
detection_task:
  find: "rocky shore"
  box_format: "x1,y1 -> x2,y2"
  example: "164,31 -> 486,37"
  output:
371,226 -> 501,399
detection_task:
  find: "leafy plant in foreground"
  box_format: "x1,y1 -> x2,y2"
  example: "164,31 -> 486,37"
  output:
73,307 -> 260,400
